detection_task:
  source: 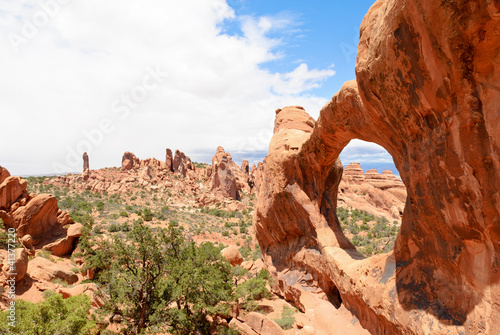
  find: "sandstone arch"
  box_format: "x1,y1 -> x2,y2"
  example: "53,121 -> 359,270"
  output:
254,0 -> 500,333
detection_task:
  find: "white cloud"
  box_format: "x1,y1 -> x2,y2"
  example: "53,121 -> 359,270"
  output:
0,0 -> 336,175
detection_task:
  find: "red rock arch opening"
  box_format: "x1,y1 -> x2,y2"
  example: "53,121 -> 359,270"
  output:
336,141 -> 406,257
254,0 -> 500,330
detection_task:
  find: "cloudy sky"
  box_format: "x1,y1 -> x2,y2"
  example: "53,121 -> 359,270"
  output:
0,0 -> 396,176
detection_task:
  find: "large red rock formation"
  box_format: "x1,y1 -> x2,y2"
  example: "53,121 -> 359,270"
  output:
254,1 -> 500,334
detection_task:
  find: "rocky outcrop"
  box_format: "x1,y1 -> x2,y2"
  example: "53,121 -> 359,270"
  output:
343,163 -> 365,183
166,148 -> 173,172
83,152 -> 89,171
0,176 -> 28,210
0,166 -> 10,184
210,147 -> 255,200
173,150 -> 193,177
211,149 -> 240,200
13,194 -> 60,238
254,1 -> 500,334
121,151 -> 139,170
241,160 -> 250,175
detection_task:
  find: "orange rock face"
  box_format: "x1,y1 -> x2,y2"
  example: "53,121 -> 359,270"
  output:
254,1 -> 500,334
0,176 -> 28,210
0,166 -> 10,184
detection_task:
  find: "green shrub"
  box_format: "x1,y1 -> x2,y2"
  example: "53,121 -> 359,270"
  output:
0,219 -> 8,250
119,211 -> 129,218
108,223 -> 121,232
95,201 -> 105,211
274,306 -> 295,330
142,208 -> 154,221
0,294 -> 96,334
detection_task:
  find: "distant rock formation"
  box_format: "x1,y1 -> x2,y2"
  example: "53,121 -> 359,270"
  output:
241,160 -> 249,175
165,148 -> 173,172
121,151 -> 139,170
82,152 -> 89,171
342,163 -> 365,183
254,0 -> 500,333
210,146 -> 256,200
211,147 -> 239,200
172,149 -> 193,177
338,163 -> 405,220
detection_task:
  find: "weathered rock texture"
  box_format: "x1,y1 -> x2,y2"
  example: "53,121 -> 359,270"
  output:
254,1 -> 500,334
83,152 -> 89,172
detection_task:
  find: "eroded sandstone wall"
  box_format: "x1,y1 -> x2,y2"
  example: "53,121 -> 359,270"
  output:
254,0 -> 500,334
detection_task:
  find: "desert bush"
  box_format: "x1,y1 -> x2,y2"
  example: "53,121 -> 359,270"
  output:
274,306 -> 295,330
0,294 -> 96,334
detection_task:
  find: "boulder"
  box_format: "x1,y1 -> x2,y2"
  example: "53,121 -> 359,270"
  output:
221,245 -> 243,266
0,176 -> 27,210
28,256 -> 78,284
13,194 -> 59,238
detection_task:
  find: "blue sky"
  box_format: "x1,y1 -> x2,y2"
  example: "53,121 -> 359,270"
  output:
0,0 -> 396,176
225,0 -> 374,96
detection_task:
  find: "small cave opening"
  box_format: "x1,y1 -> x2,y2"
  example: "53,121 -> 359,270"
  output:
326,285 -> 343,309
336,140 -> 405,257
